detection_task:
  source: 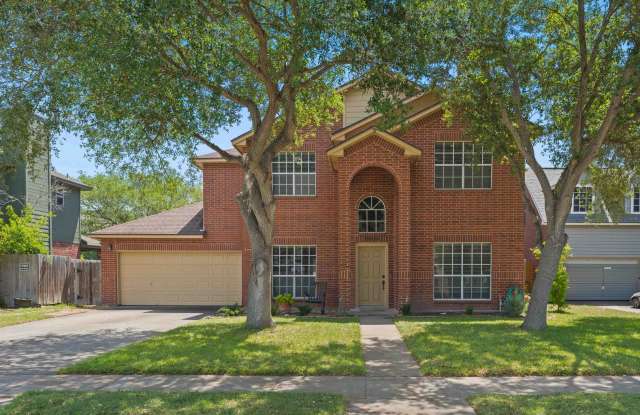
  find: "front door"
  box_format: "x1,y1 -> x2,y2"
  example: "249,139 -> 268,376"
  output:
357,244 -> 387,306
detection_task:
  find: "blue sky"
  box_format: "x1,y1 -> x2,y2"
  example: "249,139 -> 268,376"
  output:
53,115 -> 553,178
52,118 -> 253,178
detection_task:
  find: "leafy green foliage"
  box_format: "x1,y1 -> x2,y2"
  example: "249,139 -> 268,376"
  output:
0,205 -> 47,254
79,170 -> 201,233
400,303 -> 412,316
217,304 -> 243,317
464,306 -> 474,315
503,286 -> 526,317
296,304 -> 313,316
533,244 -> 572,312
274,293 -> 295,306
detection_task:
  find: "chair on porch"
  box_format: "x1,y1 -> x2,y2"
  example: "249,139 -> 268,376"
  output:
303,280 -> 328,315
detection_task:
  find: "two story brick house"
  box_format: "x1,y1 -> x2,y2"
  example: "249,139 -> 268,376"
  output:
94,85 -> 525,312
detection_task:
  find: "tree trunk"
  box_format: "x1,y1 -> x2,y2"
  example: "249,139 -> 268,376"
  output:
238,170 -> 275,329
521,227 -> 567,330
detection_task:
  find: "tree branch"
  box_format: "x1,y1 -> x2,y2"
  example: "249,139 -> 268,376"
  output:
193,132 -> 242,164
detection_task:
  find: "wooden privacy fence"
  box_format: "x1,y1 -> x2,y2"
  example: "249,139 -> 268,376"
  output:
0,255 -> 101,307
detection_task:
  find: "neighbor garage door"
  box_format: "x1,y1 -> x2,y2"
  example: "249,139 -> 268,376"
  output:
119,251 -> 242,306
567,261 -> 640,301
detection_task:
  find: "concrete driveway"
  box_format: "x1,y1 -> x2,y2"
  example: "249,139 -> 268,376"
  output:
0,308 -> 211,375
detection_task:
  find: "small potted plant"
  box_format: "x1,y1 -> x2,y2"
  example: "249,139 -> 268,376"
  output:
274,293 -> 295,314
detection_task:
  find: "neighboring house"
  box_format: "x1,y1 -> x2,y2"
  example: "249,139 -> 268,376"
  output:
1,153 -> 53,251
93,84 -> 526,312
0,157 -> 92,257
51,170 -> 93,258
80,235 -> 102,259
525,169 -> 640,301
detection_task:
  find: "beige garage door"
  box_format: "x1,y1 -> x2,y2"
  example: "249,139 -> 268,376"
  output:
119,251 -> 242,306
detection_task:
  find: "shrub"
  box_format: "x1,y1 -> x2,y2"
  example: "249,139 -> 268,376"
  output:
217,303 -> 243,317
503,285 -> 526,317
271,301 -> 280,316
274,293 -> 295,306
296,304 -> 313,316
464,306 -> 474,315
400,303 -> 411,316
0,205 -> 48,254
532,244 -> 571,312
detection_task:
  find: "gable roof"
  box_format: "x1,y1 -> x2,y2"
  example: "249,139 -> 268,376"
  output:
327,129 -> 421,167
193,148 -> 241,168
51,170 -> 92,191
91,202 -> 204,238
525,168 -> 563,225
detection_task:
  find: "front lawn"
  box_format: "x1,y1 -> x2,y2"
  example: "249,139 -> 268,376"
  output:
469,393 -> 640,415
61,316 -> 365,375
0,391 -> 346,415
0,304 -> 77,328
396,306 -> 640,376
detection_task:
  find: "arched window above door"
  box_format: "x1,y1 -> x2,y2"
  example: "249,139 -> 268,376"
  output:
358,196 -> 385,233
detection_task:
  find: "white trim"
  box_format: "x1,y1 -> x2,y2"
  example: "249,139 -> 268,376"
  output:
432,242 -> 492,301
272,151 -> 317,197
272,244 -> 317,299
629,187 -> 640,214
433,142 -> 493,190
357,195 -> 386,234
566,258 -> 639,265
571,185 -> 594,214
566,222 -> 640,227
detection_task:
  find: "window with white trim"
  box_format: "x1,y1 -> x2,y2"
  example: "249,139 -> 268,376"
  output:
272,245 -> 316,298
272,152 -> 316,196
572,186 -> 593,213
632,187 -> 640,213
358,196 -> 385,233
434,243 -> 491,300
435,142 -> 492,189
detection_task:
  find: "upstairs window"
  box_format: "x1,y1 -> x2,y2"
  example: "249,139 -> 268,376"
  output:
358,196 -> 385,233
632,187 -> 640,213
435,142 -> 492,189
272,152 -> 316,196
54,191 -> 64,209
572,186 -> 593,213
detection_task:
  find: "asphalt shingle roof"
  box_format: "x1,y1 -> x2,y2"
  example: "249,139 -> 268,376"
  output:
525,168 -> 563,225
92,202 -> 204,236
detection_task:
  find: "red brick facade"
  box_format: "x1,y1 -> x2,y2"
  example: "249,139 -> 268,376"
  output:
100,108 -> 525,311
52,242 -> 80,259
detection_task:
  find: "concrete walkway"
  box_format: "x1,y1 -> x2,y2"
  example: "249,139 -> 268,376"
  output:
2,314 -> 640,413
1,374 -> 639,414
359,316 -> 422,378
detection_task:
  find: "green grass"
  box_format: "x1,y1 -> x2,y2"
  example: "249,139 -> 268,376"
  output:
0,304 -> 76,328
396,305 -> 640,376
0,391 -> 346,415
469,393 -> 640,415
61,316 -> 365,376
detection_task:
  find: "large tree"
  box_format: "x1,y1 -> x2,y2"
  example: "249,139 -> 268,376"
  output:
79,170 -> 202,234
2,0 -> 369,328
365,0 -> 640,329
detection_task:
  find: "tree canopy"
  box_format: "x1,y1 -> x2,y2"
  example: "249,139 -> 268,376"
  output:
79,170 -> 202,234
365,0 -> 640,329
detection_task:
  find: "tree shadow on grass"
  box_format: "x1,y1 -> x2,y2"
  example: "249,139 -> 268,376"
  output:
2,390 -> 346,415
62,317 -> 365,376
397,310 -> 640,376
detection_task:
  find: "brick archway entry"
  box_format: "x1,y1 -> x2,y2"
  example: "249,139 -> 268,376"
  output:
328,132 -> 418,311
